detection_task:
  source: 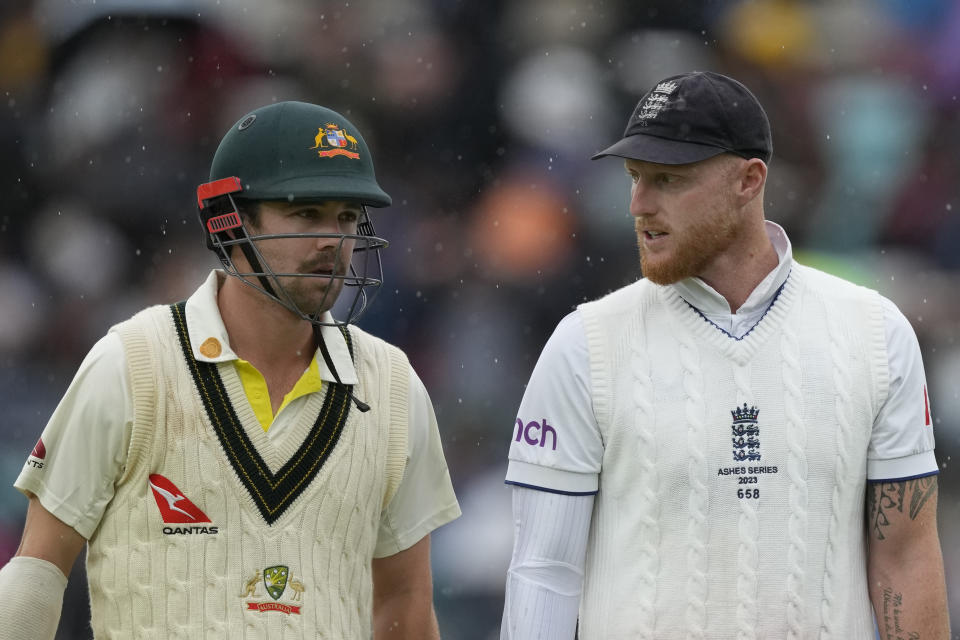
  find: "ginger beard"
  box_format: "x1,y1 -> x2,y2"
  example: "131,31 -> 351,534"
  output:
636,186 -> 742,285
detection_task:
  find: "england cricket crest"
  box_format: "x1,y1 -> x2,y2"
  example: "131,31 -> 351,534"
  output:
263,565 -> 289,600
731,403 -> 761,462
635,80 -> 678,124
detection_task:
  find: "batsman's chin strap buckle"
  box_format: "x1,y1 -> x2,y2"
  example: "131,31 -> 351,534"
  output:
313,324 -> 370,413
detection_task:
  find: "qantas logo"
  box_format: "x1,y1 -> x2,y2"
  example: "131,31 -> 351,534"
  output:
25,438 -> 46,469
148,474 -> 218,535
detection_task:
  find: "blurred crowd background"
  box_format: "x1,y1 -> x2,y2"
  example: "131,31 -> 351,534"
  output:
1,0 -> 958,637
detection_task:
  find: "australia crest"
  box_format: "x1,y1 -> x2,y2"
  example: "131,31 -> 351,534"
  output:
309,123 -> 360,159
243,565 -> 306,615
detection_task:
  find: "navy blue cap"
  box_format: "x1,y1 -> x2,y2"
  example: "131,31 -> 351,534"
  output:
593,71 -> 772,165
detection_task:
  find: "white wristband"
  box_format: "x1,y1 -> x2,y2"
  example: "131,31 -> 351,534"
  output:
0,556 -> 67,640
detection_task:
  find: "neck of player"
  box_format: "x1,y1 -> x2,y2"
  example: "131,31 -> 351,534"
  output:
699,217 -> 779,314
217,275 -> 316,377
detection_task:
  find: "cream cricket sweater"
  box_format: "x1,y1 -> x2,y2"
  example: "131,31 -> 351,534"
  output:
577,265 -> 889,640
86,303 -> 408,638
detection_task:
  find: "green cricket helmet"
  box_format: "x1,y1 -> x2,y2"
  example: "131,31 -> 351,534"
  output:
208,101 -> 391,207
196,101 -> 391,329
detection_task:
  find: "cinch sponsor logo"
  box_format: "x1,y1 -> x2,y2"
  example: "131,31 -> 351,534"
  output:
148,474 -> 219,535
514,418 -> 557,450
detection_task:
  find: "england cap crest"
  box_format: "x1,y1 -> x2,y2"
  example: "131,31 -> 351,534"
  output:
592,71 -> 773,165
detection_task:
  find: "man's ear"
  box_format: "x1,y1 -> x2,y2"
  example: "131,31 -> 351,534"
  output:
736,158 -> 767,205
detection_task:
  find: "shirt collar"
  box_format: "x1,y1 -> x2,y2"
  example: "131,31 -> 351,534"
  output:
669,220 -> 793,315
184,270 -> 358,384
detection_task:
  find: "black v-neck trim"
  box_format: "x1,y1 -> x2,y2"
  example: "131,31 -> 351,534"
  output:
170,302 -> 353,525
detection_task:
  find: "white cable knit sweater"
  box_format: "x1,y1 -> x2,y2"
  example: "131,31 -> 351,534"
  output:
577,265 -> 889,639
86,304 -> 408,639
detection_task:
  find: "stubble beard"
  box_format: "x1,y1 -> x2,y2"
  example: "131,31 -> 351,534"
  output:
281,262 -> 350,317
251,243 -> 351,317
637,201 -> 742,286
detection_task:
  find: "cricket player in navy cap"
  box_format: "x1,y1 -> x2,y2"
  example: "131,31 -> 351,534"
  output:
501,72 -> 949,639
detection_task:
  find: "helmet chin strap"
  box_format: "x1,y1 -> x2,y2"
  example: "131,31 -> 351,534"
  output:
312,322 -> 370,413
237,235 -> 281,299
236,227 -> 369,414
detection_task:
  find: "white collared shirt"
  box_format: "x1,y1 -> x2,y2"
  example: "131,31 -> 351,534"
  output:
671,222 -> 793,338
16,271 -> 460,555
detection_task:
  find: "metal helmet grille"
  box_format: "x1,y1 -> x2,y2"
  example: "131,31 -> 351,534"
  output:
208,208 -> 388,327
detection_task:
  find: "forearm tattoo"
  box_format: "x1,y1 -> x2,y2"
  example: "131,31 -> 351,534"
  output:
866,476 -> 937,541
879,587 -> 920,640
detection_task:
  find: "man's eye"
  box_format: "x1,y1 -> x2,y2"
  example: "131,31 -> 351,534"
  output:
656,174 -> 679,185
340,212 -> 359,223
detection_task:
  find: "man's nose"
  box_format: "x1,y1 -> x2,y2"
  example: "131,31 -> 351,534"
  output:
312,213 -> 347,239
629,180 -> 657,218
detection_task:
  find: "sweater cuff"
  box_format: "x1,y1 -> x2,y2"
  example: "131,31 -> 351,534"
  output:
867,450 -> 939,482
505,461 -> 598,495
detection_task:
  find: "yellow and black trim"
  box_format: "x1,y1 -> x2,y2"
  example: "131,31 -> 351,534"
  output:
170,302 -> 353,525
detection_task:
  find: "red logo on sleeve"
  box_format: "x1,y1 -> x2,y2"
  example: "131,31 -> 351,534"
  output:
148,474 -> 211,523
30,438 -> 46,459
923,385 -> 931,426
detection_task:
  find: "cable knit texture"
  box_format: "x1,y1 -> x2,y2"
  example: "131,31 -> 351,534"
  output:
630,321 -> 660,640
680,332 -> 709,640
781,319 -> 808,640
733,364 -> 759,640
87,305 -> 409,638
577,265 -> 886,639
